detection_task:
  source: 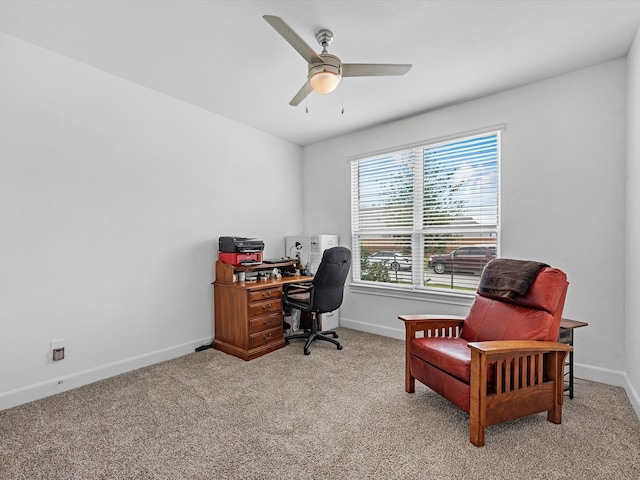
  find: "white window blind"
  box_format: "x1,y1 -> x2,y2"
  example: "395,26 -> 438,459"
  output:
351,131 -> 500,293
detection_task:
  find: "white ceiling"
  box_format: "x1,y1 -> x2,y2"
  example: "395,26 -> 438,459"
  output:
1,0 -> 640,146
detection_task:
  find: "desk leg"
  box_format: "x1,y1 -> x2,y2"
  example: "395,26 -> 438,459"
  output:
568,343 -> 574,399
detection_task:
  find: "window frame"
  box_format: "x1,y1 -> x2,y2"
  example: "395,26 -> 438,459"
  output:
349,126 -> 503,299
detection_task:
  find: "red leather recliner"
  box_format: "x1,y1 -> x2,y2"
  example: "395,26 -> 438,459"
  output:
399,261 -> 572,447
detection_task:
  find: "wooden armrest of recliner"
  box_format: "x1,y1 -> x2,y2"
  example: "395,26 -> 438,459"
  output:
468,340 -> 573,356
466,339 -> 573,393
466,340 -> 573,446
398,314 -> 466,340
399,314 -> 466,394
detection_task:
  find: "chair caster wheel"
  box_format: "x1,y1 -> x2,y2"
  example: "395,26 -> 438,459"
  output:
285,339 -> 290,345
337,345 -> 343,350
304,350 -> 311,355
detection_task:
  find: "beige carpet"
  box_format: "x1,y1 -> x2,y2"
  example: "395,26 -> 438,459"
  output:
1,328 -> 639,479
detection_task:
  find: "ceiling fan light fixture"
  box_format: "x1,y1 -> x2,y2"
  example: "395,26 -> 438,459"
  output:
310,70 -> 341,94
308,53 -> 342,94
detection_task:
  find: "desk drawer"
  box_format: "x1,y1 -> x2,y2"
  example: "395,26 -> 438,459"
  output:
248,298 -> 282,318
248,288 -> 281,303
249,312 -> 281,334
249,326 -> 282,349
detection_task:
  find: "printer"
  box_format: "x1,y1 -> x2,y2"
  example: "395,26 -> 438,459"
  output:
218,236 -> 264,266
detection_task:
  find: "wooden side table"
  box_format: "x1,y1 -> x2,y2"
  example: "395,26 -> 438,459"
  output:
558,318 -> 588,399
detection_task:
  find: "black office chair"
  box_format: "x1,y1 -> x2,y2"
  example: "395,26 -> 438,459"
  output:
283,246 -> 351,355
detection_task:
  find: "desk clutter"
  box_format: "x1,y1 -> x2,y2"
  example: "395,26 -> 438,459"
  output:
233,268 -> 283,283
217,235 -> 308,275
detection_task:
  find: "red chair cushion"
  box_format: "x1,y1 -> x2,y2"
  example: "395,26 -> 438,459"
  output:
411,337 -> 471,383
460,295 -> 555,342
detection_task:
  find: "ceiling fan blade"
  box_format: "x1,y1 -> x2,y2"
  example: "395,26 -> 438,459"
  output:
289,81 -> 312,106
263,15 -> 323,64
342,64 -> 412,77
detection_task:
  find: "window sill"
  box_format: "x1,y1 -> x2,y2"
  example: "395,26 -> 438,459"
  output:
348,282 -> 475,307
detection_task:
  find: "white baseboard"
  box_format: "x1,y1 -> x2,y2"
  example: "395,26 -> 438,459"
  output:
573,362 -> 627,388
624,377 -> 640,419
574,363 -> 640,418
0,337 -> 212,412
340,317 -> 405,340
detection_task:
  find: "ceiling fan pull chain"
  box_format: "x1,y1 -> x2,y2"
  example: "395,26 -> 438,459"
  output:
341,80 -> 345,114
306,83 -> 310,113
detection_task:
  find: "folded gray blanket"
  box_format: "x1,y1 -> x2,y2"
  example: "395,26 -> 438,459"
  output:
478,258 -> 549,298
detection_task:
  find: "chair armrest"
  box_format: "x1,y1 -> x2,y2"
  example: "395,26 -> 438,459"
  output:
283,283 -> 313,295
398,314 -> 465,394
466,340 -> 573,446
283,282 -> 314,311
398,314 -> 465,340
467,340 -> 573,357
468,340 -> 572,405
399,314 -> 466,322
468,340 -> 573,402
468,341 -> 573,384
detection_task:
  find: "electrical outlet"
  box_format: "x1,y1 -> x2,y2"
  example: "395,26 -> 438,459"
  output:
51,339 -> 65,361
52,347 -> 64,361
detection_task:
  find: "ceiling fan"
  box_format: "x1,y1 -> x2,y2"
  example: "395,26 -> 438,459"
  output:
263,15 -> 412,106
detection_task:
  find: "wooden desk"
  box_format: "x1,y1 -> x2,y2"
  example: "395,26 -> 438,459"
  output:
213,260 -> 313,361
558,318 -> 588,399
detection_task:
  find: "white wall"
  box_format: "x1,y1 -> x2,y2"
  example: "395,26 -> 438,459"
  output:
0,32 -> 303,410
626,27 -> 640,416
303,59 -> 628,387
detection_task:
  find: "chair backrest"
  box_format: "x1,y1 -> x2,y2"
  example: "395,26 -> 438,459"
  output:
461,266 -> 568,342
311,247 -> 352,313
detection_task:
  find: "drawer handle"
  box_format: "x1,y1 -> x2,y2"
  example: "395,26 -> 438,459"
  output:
262,291 -> 270,297
263,318 -> 272,326
263,332 -> 272,340
262,303 -> 272,311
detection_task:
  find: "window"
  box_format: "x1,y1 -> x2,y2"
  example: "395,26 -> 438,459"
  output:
351,130 -> 500,294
